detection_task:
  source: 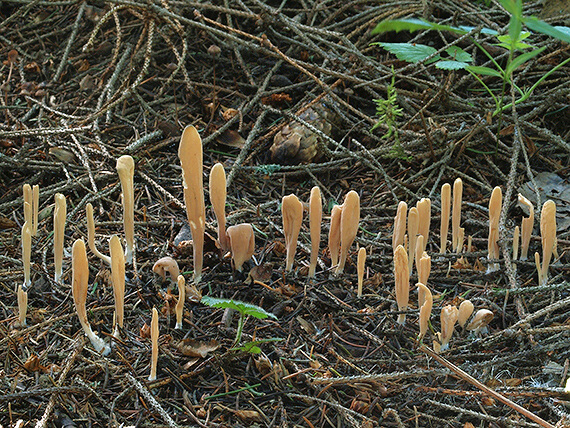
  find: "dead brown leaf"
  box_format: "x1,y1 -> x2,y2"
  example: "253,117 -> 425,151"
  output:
176,339 -> 220,358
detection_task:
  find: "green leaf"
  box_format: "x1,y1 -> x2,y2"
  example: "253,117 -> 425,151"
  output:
436,60 -> 469,70
506,46 -> 546,75
524,17 -> 570,44
465,65 -> 503,78
374,42 -> 438,63
497,33 -> 534,50
201,296 -> 277,320
445,46 -> 472,63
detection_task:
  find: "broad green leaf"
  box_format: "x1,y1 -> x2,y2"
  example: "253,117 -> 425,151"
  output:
436,60 -> 469,70
466,65 -> 503,78
506,46 -> 546,75
373,42 -> 438,63
497,33 -> 534,50
524,17 -> 570,43
201,296 -> 277,320
445,46 -> 472,63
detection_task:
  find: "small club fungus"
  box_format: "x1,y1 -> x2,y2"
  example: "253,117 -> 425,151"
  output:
22,220 -> 31,289
337,190 -> 360,274
149,307 -> 159,381
175,275 -> 185,329
357,247 -> 366,298
109,235 -> 125,338
457,300 -> 474,329
86,203 -> 111,266
72,239 -> 111,356
539,200 -> 557,286
153,256 -> 180,285
116,155 -> 135,264
440,305 -> 459,352
452,178 -> 463,253
209,163 -> 229,252
226,223 -> 255,272
54,193 -> 66,283
17,284 -> 27,327
440,183 -> 451,253
392,201 -> 407,253
394,245 -> 409,325
466,309 -> 494,334
23,184 -> 39,236
328,204 -> 342,268
487,186 -> 502,273
282,194 -> 303,272
417,252 -> 431,287
308,186 -> 322,278
178,125 -> 206,283
518,194 -> 534,260
417,283 -> 432,341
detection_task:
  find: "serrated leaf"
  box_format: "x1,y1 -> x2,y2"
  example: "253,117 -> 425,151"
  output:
436,60 -> 469,70
445,46 -> 472,63
374,42 -> 438,63
506,46 -> 546,75
524,17 -> 570,43
201,296 -> 277,320
466,65 -> 503,78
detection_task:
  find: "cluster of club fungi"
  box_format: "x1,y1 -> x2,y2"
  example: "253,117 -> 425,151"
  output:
16,126 -> 559,380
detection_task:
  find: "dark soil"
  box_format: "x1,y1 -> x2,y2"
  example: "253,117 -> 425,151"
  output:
0,0 -> 569,427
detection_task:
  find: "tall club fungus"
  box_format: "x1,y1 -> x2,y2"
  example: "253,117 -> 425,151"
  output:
53,193 -> 66,283
539,200 -> 557,286
175,275 -> 185,329
487,187 -> 502,273
518,194 -> 534,260
407,207 -> 419,273
22,220 -> 32,289
109,235 -> 125,338
178,126 -> 206,283
357,247 -> 366,298
440,183 -> 451,253
282,194 -> 303,272
226,223 -> 255,272
394,245 -> 409,325
308,186 -> 322,278
337,191 -> 360,274
116,155 -> 135,264
209,163 -> 229,252
328,205 -> 342,268
416,198 -> 431,255
149,307 -> 159,381
417,283 -> 432,341
392,201 -> 407,253
452,178 -> 463,253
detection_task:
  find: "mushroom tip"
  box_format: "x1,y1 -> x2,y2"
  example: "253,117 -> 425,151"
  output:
152,256 -> 180,283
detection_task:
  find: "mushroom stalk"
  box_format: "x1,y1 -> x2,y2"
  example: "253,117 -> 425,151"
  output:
54,193 -> 66,283
116,155 -> 135,264
328,205 -> 342,268
417,283 -> 432,341
209,163 -> 229,252
414,234 -> 425,277
17,284 -> 27,327
512,226 -> 519,262
72,239 -> 111,355
337,191 -> 360,274
178,126 -> 206,283
86,203 -> 111,265
518,194 -> 534,260
540,200 -> 557,286
357,247 -> 366,298
226,223 -> 255,272
22,220 -> 32,289
487,187 -> 502,273
282,194 -> 303,272
175,275 -> 185,329
452,178 -> 463,253
407,207 -> 419,273
149,307 -> 159,381
308,186 -> 322,278
394,245 -> 409,325
392,201 -> 407,253
440,183 -> 451,253
109,235 -> 125,338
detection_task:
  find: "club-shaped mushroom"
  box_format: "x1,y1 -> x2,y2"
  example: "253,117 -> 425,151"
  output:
152,256 -> 180,285
23,184 -> 39,236
72,239 -> 111,355
149,307 -> 159,381
539,200 -> 557,286
175,275 -> 185,329
178,125 -> 206,283
308,186 -> 322,278
394,244 -> 409,325
209,163 -> 229,252
416,197 -> 431,255
226,223 -> 255,272
417,252 -> 431,287
357,247 -> 366,298
392,201 -> 407,253
109,235 -> 125,338
337,190 -> 360,274
417,282 -> 432,341
440,304 -> 459,351
328,204 -> 342,268
452,178 -> 463,253
457,300 -> 474,329
487,186 -> 502,273
407,207 -> 419,273
86,203 -> 111,266
282,194 -> 303,272
116,155 -> 135,264
54,193 -> 66,283
22,220 -> 31,289
23,184 -> 32,231
440,183 -> 451,253
17,284 -> 27,327
518,194 -> 534,260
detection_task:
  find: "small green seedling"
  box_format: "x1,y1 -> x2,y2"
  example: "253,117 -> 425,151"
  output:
231,337 -> 283,354
201,296 -> 277,346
